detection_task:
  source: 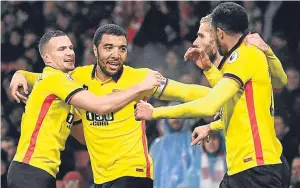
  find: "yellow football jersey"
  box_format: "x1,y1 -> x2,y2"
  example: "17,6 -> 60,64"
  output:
71,65 -> 154,184
13,66 -> 84,177
218,41 -> 282,175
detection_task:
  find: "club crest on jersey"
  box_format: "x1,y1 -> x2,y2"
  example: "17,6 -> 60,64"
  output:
228,51 -> 238,64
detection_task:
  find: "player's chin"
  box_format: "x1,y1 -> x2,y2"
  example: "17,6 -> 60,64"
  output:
107,68 -> 120,76
66,64 -> 75,72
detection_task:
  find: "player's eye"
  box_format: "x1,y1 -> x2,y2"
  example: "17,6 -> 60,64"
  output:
120,47 -> 127,52
105,46 -> 113,50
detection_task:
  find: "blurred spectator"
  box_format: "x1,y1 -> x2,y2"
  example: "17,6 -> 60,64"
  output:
291,156 -> 300,188
279,68 -> 300,137
150,102 -> 194,188
286,68 -> 300,92
274,115 -> 299,166
1,149 -> 8,188
269,32 -> 295,68
23,31 -> 38,48
185,131 -> 226,188
1,137 -> 17,162
1,118 -> 10,138
243,1 -> 262,33
164,50 -> 183,80
63,171 -> 84,188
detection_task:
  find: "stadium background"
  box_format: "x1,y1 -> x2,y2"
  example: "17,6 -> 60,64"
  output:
1,1 -> 300,188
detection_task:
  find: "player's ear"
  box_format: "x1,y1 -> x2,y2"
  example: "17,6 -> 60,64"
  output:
42,54 -> 51,65
93,45 -> 98,57
216,28 -> 224,41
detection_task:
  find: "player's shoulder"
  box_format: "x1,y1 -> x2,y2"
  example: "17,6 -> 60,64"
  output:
70,64 -> 94,80
238,44 -> 266,59
123,65 -> 152,76
72,64 -> 94,75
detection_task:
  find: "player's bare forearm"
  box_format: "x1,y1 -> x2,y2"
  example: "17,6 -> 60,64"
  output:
266,48 -> 287,88
71,122 -> 86,145
70,84 -> 145,115
152,79 -> 239,119
16,70 -> 40,86
70,70 -> 161,114
203,65 -> 223,87
158,79 -> 211,102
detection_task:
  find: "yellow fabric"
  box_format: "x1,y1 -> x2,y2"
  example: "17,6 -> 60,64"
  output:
153,42 -> 282,175
266,48 -> 287,88
159,79 -> 211,102
152,79 -> 239,119
17,70 -> 40,86
70,65 -> 155,184
210,119 -> 224,131
13,67 -> 83,177
203,65 -> 223,87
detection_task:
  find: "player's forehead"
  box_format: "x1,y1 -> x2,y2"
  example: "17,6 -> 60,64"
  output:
198,22 -> 212,37
48,36 -> 72,48
99,34 -> 127,46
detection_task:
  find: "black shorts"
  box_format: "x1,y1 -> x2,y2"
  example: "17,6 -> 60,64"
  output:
94,176 -> 153,188
219,155 -> 291,188
7,161 -> 56,188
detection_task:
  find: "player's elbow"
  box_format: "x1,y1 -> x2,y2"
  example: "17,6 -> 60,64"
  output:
203,106 -> 219,116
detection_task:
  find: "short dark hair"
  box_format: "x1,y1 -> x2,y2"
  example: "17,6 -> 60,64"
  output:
93,24 -> 127,48
211,2 -> 248,35
38,30 -> 67,55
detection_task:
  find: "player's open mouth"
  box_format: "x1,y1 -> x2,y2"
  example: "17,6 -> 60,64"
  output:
107,61 -> 120,70
64,59 -> 74,63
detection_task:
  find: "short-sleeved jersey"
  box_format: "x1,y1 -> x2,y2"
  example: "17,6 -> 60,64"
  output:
71,65 -> 154,184
217,40 -> 282,175
13,66 -> 84,177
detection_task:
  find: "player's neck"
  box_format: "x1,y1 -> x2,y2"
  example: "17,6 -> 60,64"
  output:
226,34 -> 243,53
96,67 -> 111,82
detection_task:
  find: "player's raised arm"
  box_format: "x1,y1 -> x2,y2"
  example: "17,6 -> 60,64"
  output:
245,33 -> 287,88
135,78 -> 239,120
9,70 -> 40,103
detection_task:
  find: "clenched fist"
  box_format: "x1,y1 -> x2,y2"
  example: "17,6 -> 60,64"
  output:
134,100 -> 154,121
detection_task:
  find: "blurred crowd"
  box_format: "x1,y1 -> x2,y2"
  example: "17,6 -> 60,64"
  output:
1,1 -> 300,188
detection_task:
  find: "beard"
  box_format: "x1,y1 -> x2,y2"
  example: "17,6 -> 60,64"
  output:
216,37 -> 227,56
96,51 -> 122,77
97,58 -> 119,77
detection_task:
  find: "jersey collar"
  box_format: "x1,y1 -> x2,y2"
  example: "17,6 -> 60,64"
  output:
218,30 -> 249,70
44,65 -> 62,72
91,64 -> 124,82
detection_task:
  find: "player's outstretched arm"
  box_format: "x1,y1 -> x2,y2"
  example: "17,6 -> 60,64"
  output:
157,79 -> 212,102
135,78 -> 239,120
70,71 -> 162,115
9,70 -> 40,103
245,33 -> 287,88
